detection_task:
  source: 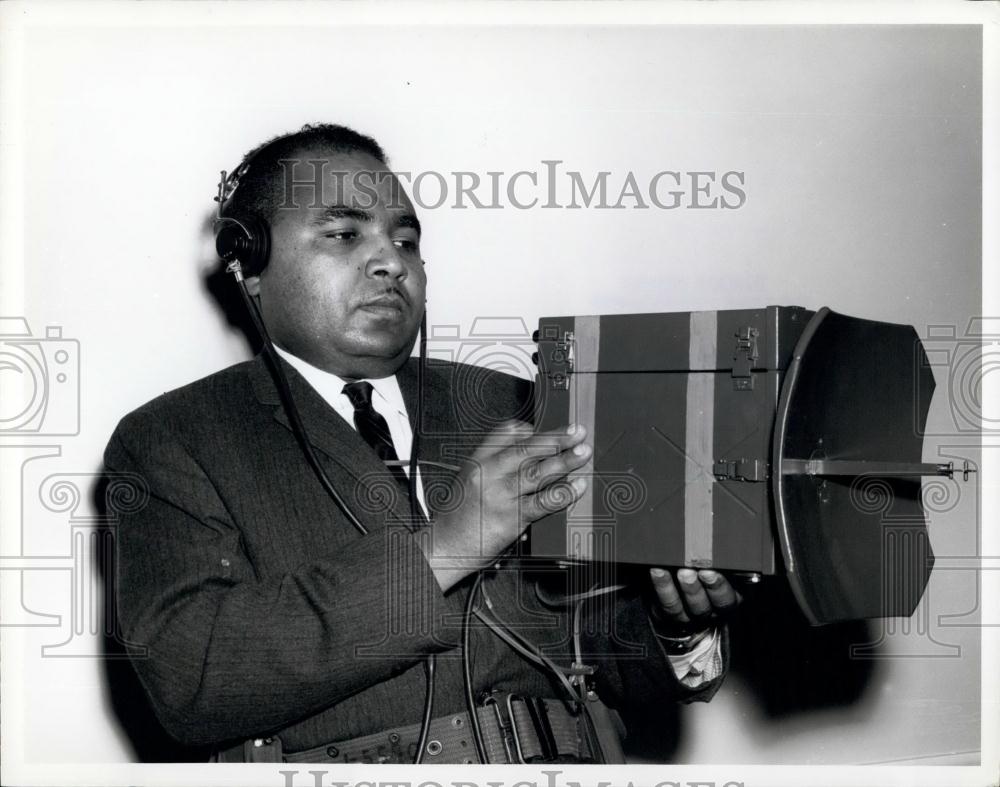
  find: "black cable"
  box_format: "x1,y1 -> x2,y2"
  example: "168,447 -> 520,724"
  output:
408,310 -> 427,526
534,581 -> 626,607
414,653 -> 435,763
222,194 -> 440,761
570,597 -> 604,761
474,591 -> 581,701
463,571 -> 488,763
471,608 -> 552,670
233,274 -> 368,536
234,259 -> 439,764
408,310 -> 436,765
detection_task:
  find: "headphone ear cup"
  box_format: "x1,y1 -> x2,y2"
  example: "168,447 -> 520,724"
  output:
215,216 -> 271,277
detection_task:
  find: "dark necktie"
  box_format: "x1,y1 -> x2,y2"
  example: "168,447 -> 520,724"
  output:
342,381 -> 411,493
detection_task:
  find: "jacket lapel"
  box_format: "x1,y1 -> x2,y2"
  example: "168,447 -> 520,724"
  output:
249,354 -> 417,530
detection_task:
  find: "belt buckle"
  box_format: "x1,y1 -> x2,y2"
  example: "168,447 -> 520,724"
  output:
483,694 -> 515,764
506,694 -> 557,764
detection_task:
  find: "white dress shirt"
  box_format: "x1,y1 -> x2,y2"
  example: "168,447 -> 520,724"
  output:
274,345 -> 719,685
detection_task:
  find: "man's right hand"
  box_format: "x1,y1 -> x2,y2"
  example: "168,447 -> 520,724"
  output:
421,420 -> 591,591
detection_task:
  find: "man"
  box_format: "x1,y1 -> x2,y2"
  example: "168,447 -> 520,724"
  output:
104,124 -> 740,764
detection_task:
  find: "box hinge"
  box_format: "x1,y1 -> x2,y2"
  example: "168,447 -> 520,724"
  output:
732,326 -> 759,391
713,458 -> 769,482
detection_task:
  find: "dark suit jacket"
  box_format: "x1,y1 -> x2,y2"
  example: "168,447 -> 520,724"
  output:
104,354 -> 725,755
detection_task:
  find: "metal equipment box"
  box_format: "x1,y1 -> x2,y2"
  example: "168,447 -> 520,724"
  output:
530,306 -> 950,624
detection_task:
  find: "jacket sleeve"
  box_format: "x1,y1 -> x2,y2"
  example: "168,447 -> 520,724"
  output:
105,411 -> 465,747
582,583 -> 729,721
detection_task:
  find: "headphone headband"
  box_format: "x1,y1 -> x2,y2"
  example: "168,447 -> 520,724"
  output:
214,162 -> 271,277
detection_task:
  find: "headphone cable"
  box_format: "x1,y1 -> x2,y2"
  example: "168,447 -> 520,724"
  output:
231,267 -> 369,536
232,262 -> 446,764
408,310 -> 437,764
463,571 -> 489,763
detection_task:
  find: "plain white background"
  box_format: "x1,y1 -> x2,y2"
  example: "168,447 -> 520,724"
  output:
0,4 -> 993,783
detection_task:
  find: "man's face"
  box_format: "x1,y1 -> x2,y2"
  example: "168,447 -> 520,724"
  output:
249,148 -> 426,379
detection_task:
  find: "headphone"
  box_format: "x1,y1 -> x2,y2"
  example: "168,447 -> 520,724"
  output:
213,162 -> 271,278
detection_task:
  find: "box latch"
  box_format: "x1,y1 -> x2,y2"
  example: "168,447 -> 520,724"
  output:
713,458 -> 768,482
732,326 -> 759,391
536,331 -> 574,390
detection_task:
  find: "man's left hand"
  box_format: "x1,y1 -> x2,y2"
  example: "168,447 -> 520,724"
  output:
648,568 -> 742,633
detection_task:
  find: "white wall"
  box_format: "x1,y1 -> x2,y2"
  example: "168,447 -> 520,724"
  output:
1,7 -> 987,776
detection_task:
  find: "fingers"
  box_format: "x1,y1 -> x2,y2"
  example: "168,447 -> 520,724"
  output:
471,419 -> 535,458
518,439 -> 591,494
651,567 -> 744,628
698,569 -> 742,613
520,476 -> 587,523
498,423 -> 589,470
476,421 -> 587,461
482,424 -> 591,496
675,568 -> 713,619
649,568 -> 690,624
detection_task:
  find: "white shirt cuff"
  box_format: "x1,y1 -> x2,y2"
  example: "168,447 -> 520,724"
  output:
666,626 -> 723,688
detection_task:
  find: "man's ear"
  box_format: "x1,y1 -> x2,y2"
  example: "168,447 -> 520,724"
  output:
244,275 -> 261,297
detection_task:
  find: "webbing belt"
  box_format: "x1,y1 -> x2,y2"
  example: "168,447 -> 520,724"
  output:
215,695 -> 595,764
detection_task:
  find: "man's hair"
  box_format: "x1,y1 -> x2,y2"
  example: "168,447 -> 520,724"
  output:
224,123 -> 388,222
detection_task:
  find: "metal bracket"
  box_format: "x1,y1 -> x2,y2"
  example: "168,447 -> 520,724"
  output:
781,458 -> 976,480
732,326 -> 759,391
548,331 -> 575,390
713,458 -> 768,482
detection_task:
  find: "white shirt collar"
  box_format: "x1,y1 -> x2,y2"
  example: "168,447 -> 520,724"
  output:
272,345 -> 408,421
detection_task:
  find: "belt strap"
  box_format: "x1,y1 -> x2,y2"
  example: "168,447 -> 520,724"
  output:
212,736 -> 284,763
284,710 -> 477,765
274,696 -> 595,765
